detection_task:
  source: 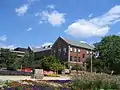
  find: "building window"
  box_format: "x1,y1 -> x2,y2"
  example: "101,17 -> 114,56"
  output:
63,48 -> 66,53
83,54 -> 85,58
86,51 -> 89,54
48,45 -> 51,48
74,48 -> 77,53
78,57 -> 81,62
58,48 -> 61,52
70,56 -> 72,61
74,56 -> 77,61
70,47 -> 72,52
90,51 -> 92,54
58,48 -> 61,56
78,49 -> 80,53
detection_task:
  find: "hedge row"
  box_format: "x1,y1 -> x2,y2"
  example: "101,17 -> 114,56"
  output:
0,71 -> 32,76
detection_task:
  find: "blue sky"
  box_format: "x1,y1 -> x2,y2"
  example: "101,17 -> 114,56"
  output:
0,0 -> 120,49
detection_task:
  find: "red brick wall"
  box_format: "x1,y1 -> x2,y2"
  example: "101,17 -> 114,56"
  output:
69,46 -> 91,63
52,37 -> 91,63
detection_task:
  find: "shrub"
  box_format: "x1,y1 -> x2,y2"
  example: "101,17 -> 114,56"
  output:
0,71 -> 32,76
47,74 -> 59,77
69,73 -> 120,89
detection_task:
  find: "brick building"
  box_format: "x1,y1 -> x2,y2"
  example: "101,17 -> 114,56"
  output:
51,36 -> 93,64
33,36 -> 94,64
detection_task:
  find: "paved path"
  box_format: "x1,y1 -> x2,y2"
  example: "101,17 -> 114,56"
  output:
0,75 -> 71,81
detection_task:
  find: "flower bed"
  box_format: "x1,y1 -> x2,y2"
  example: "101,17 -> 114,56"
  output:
0,80 -> 71,90
47,80 -> 72,84
4,85 -> 56,90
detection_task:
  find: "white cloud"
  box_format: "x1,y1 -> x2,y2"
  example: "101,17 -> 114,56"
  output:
47,4 -> 55,9
28,0 -> 38,3
88,14 -> 92,18
0,35 -> 7,41
35,5 -> 66,26
15,0 -> 38,16
26,27 -> 32,31
35,12 -> 41,16
3,45 -> 15,49
39,21 -> 43,24
40,10 -> 66,26
15,4 -> 29,16
42,42 -> 53,47
0,43 -> 15,49
116,32 -> 120,35
65,5 -> 120,38
80,41 -> 87,43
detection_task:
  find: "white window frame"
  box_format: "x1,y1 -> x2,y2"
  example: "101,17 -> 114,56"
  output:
78,49 -> 80,53
86,51 -> 89,54
74,48 -> 77,52
90,51 -> 92,54
70,47 -> 72,52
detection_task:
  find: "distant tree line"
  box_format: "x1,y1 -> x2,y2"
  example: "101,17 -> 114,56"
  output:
0,48 -> 64,72
0,48 -> 34,70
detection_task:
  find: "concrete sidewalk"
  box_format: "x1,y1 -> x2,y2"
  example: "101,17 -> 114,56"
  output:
0,75 -> 71,81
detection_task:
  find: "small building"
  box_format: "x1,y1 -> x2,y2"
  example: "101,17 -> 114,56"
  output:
11,47 -> 29,58
32,45 -> 52,60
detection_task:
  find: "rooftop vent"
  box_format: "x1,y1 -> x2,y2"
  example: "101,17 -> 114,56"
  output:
48,45 -> 51,48
43,46 -> 46,49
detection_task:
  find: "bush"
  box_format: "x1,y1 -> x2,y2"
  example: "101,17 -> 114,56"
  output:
46,74 -> 59,77
0,71 -> 32,76
71,64 -> 84,71
69,73 -> 120,89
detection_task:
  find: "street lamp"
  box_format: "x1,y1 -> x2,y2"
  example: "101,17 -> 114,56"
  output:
90,49 -> 92,73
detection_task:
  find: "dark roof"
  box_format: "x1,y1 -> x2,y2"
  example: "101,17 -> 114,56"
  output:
14,47 -> 28,52
60,36 -> 94,50
32,45 -> 52,52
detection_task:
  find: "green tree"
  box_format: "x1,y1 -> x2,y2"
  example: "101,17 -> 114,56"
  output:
41,56 -> 64,72
20,47 -> 34,68
0,48 -> 18,69
27,47 -> 34,68
94,35 -> 120,74
21,51 -> 29,68
86,57 -> 105,73
50,62 -> 64,73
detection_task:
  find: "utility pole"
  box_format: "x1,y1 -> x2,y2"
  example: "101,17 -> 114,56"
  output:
91,49 -> 92,73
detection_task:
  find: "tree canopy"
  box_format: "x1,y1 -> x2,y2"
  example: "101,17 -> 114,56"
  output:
40,56 -> 64,72
88,35 -> 120,74
0,48 -> 18,69
0,47 -> 35,70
